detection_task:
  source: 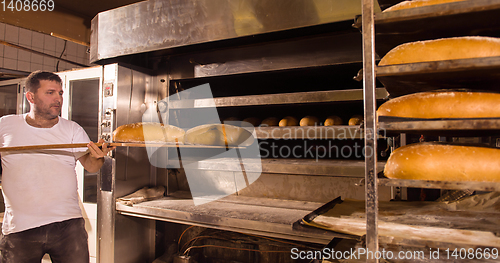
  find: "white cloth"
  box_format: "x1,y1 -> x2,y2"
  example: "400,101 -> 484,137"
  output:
0,114 -> 90,235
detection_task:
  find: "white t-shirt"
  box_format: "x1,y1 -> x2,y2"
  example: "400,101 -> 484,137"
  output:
0,114 -> 90,235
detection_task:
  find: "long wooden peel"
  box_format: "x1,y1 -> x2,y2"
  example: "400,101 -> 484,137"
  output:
0,143 -> 244,152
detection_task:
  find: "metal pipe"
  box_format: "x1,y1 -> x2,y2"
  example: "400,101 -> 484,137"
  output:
362,0 -> 379,261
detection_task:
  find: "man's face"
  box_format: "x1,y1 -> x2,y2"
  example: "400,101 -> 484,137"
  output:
30,80 -> 63,119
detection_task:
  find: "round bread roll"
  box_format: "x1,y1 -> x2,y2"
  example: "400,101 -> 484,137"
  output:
384,0 -> 466,12
223,117 -> 240,123
113,122 -> 185,143
185,124 -> 254,146
377,91 -> 500,119
279,116 -> 298,127
324,115 -> 343,126
300,116 -> 319,126
348,115 -> 363,126
379,36 -> 500,66
385,142 -> 500,182
261,117 -> 279,127
242,117 -> 261,127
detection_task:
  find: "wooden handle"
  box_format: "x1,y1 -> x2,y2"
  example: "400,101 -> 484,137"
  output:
0,142 -> 243,152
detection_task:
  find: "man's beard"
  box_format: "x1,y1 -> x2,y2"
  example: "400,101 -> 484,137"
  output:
35,103 -> 61,119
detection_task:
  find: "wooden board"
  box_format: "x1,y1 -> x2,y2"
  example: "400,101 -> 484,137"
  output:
0,142 -> 243,152
302,193 -> 500,248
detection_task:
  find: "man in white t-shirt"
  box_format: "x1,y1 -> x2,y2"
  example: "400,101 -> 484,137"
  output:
0,71 -> 114,263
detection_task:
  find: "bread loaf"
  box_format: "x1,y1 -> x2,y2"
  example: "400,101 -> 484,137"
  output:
324,116 -> 343,126
184,124 -> 254,146
377,91 -> 500,119
261,117 -> 279,127
379,36 -> 500,66
384,0 -> 466,12
279,116 -> 298,127
300,116 -> 319,126
385,142 -> 500,182
113,122 -> 185,143
242,117 -> 261,127
348,115 -> 363,126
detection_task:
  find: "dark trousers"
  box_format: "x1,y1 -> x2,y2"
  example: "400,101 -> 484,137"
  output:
0,218 -> 89,263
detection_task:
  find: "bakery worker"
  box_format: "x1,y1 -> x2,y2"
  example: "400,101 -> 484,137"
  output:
0,71 -> 115,262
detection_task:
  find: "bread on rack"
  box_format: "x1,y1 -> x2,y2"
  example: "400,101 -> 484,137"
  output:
184,124 -> 254,146
379,36 -> 500,66
348,115 -> 364,126
377,91 -> 500,119
300,116 -> 319,126
384,142 -> 500,182
384,0 -> 467,12
261,117 -> 279,127
279,116 -> 299,127
324,115 -> 343,126
242,117 -> 262,127
113,122 -> 185,143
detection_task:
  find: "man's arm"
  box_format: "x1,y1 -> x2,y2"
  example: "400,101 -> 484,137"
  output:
78,139 -> 115,173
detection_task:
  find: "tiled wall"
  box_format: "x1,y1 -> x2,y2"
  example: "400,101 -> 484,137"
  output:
0,22 -> 90,73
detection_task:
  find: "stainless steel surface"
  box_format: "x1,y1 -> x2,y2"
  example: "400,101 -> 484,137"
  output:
169,88 -> 388,109
98,185 -> 115,263
362,0 -> 379,260
375,0 -> 500,56
377,56 -> 500,97
254,126 -> 366,139
116,192 -> 338,245
379,178 -> 500,192
379,118 -> 500,136
90,0 -> 373,63
183,158 -> 386,177
375,0 -> 500,24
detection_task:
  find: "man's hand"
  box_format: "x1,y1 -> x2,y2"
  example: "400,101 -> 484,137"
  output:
79,139 -> 116,173
87,138 -> 116,160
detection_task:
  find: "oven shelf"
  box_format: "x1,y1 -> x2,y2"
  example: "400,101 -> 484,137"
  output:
376,56 -> 500,97
168,88 -> 388,109
116,191 -> 357,244
253,126 -> 365,139
379,178 -> 500,192
371,0 -> 500,56
176,158 -> 385,177
378,118 -> 500,136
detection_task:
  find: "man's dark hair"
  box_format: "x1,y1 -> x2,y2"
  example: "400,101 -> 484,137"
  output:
25,71 -> 62,93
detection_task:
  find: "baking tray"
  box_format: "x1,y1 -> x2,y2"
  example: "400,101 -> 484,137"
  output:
378,116 -> 500,136
373,0 -> 500,56
376,56 -> 500,97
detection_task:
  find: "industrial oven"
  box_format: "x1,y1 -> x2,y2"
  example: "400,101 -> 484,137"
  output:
87,1 -> 397,262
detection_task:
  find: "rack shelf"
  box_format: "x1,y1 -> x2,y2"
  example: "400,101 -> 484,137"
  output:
373,0 -> 500,56
181,158 -> 385,177
379,178 -> 500,192
169,88 -> 388,109
376,56 -> 500,97
116,191 -> 353,244
253,126 -> 365,139
378,118 -> 500,136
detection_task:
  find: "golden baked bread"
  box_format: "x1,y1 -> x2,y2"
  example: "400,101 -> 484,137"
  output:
242,117 -> 261,127
384,0 -> 467,12
261,117 -> 279,127
279,116 -> 299,127
324,116 -> 343,126
348,115 -> 363,126
377,91 -> 500,119
379,36 -> 500,66
184,124 -> 254,146
300,116 -> 319,126
113,122 -> 185,143
385,142 -> 500,182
